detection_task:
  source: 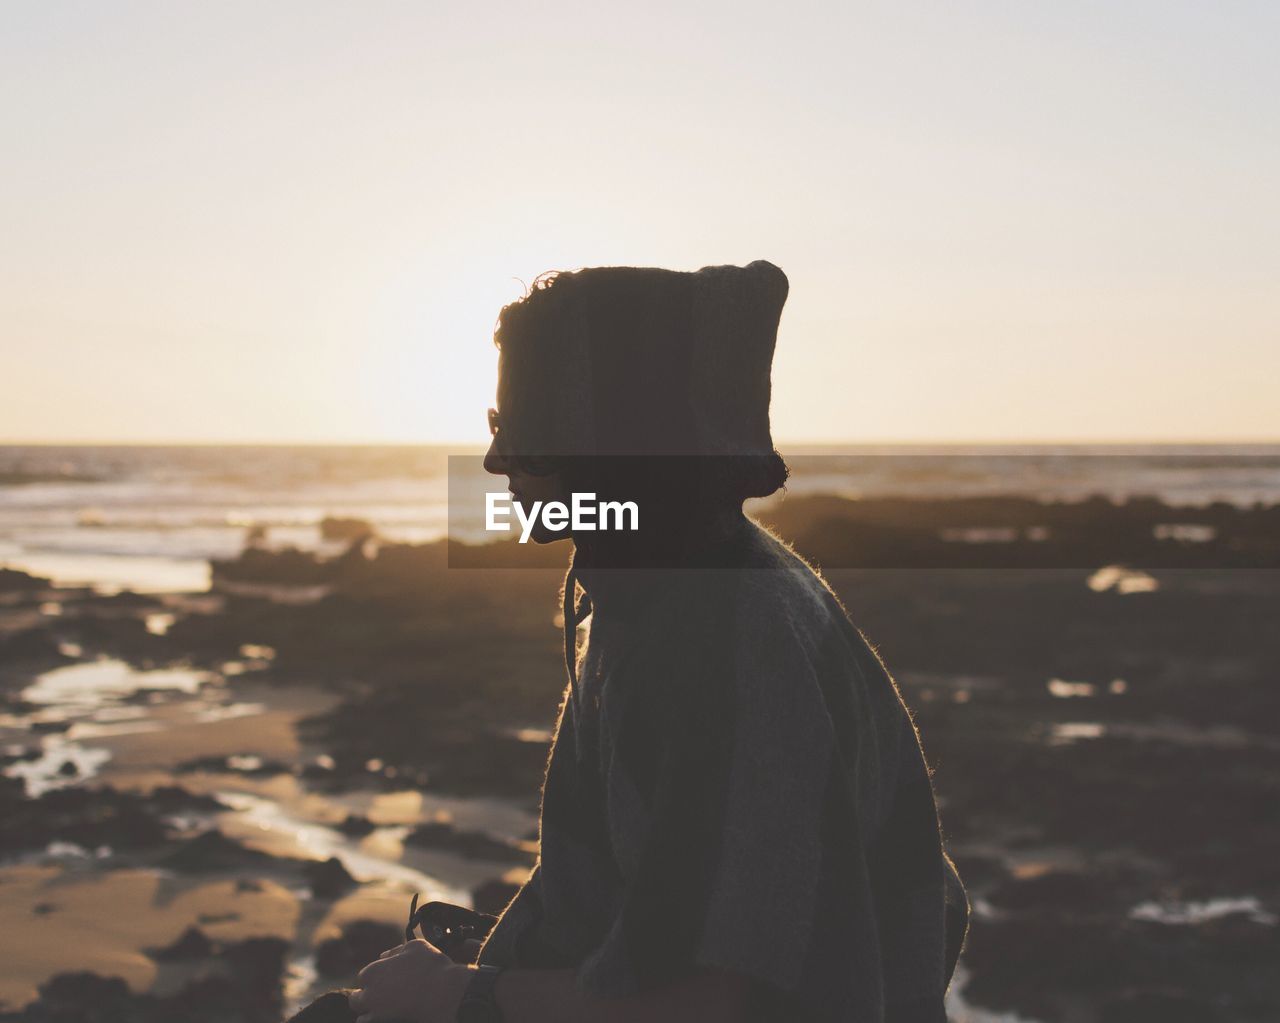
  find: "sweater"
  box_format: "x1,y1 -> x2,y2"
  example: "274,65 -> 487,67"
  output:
478,517 -> 968,1020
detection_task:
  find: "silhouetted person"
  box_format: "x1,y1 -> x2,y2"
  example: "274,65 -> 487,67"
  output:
310,261 -> 966,1022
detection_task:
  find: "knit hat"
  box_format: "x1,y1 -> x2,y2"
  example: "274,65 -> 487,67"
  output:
494,260 -> 788,472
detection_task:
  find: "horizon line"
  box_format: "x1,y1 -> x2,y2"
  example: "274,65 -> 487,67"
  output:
3,437 -> 1280,448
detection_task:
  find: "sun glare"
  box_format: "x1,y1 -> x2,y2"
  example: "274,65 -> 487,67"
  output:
361,265 -> 525,444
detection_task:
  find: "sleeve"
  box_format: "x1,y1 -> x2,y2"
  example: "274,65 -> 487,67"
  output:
476,864 -> 543,968
574,588 -> 845,1000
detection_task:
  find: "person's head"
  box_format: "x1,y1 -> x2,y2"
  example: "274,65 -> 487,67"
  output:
483,262 -> 790,560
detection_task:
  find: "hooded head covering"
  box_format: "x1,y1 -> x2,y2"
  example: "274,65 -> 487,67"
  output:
494,259 -> 789,470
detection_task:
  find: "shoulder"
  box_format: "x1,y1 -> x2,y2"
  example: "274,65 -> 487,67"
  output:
634,523 -> 854,713
730,520 -> 848,639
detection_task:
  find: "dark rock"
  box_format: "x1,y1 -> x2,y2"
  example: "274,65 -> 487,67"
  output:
987,869 -> 1132,914
213,545 -> 334,586
161,972 -> 246,1020
0,567 -> 51,592
471,878 -> 521,915
146,784 -> 225,812
0,782 -> 218,857
320,517 -> 375,542
160,829 -> 285,873
99,589 -> 162,609
1098,987 -> 1222,1023
0,774 -> 25,807
315,920 -> 403,978
35,971 -> 133,1012
219,935 -> 290,1001
404,820 -> 530,864
21,945 -> 290,1021
30,718 -> 73,734
150,925 -> 215,962
305,856 -> 358,899
337,814 -> 375,837
0,745 -> 41,766
39,786 -> 169,851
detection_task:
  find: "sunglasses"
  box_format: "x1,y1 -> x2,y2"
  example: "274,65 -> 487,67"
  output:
487,408 -> 559,476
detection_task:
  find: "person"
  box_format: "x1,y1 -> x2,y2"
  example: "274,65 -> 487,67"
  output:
340,260 -> 969,1022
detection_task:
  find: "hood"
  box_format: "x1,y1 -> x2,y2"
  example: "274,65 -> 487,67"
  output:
495,259 -> 789,460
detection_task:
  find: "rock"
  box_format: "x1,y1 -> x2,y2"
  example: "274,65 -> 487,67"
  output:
160,829 -> 284,873
404,821 -> 530,864
305,856 -> 358,898
161,972 -> 246,1020
219,935 -> 290,1001
146,784 -> 225,812
36,971 -> 133,1010
99,589 -> 162,609
48,788 -> 170,850
22,943 -> 290,1021
315,920 -> 403,978
30,718 -> 73,734
1098,987 -> 1222,1023
213,545 -> 334,586
471,878 -> 521,915
150,925 -> 215,962
0,745 -> 40,766
0,785 -> 174,855
0,566 -> 51,591
320,517 -> 375,542
337,814 -> 376,837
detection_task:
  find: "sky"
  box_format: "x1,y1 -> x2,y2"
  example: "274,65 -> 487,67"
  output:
2,0 -> 1277,444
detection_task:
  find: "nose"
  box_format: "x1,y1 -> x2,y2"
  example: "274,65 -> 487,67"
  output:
483,435 -> 509,476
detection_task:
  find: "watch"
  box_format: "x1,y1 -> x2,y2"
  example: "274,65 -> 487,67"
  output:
456,964 -> 505,1023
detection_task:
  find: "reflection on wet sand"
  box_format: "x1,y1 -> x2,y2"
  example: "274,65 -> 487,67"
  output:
0,650 -> 534,1015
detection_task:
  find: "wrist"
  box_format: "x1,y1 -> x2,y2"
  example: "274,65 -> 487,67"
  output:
454,962 -> 506,1023
438,963 -> 475,1020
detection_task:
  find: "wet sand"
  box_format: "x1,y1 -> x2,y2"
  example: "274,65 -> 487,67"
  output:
0,866 -> 298,1007
1,494 -> 1277,1022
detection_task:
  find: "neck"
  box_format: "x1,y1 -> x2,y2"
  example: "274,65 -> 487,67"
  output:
569,505 -> 750,611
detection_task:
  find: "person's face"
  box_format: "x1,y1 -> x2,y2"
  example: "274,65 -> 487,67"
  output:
482,408 -> 569,544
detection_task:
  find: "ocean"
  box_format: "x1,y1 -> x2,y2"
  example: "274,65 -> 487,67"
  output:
2,443 -> 1278,593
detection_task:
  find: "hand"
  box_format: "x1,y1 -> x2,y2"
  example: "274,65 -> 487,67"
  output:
348,939 -> 470,1022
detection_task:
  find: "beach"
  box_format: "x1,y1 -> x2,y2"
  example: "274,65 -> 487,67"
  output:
1,446 -> 1278,1021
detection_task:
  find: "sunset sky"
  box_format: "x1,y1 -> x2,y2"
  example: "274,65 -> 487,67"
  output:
2,1 -> 1277,444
